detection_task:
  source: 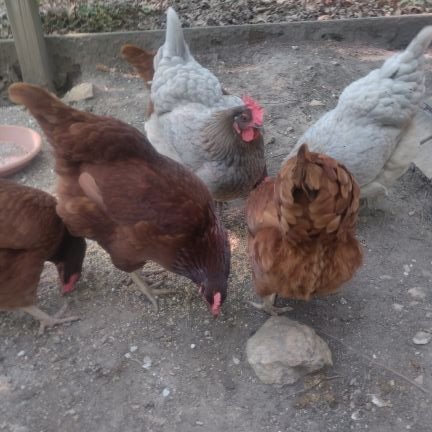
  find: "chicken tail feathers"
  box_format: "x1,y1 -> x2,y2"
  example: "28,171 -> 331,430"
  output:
8,82 -> 87,133
164,7 -> 189,60
292,143 -> 310,187
405,26 -> 432,59
121,44 -> 155,85
276,144 -> 360,243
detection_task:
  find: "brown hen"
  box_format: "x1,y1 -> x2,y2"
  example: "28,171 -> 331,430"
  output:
0,179 -> 86,333
8,83 -> 230,316
247,144 -> 363,315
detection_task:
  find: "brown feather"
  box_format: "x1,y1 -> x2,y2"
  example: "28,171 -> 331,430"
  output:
0,179 -> 86,310
246,143 -> 362,302
8,83 -> 230,311
121,44 -> 156,86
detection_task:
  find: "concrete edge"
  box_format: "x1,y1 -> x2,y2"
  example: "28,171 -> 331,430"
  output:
1,15 -> 432,82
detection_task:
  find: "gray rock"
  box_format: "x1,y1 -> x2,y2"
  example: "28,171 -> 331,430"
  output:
309,99 -> 325,107
246,317 -> 332,385
63,83 -> 94,103
412,331 -> 432,345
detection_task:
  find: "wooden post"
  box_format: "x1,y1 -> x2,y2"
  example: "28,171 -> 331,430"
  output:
5,0 -> 54,90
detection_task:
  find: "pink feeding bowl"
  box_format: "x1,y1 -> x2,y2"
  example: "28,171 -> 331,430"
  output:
0,125 -> 42,177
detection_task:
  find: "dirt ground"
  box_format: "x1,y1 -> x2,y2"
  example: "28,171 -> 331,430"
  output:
1,37 -> 432,432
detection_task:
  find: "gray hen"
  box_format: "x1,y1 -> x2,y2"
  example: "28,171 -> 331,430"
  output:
289,26 -> 432,203
145,8 -> 267,204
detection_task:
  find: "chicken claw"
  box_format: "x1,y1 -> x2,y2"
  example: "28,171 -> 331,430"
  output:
20,304 -> 80,335
130,271 -> 176,313
249,294 -> 293,316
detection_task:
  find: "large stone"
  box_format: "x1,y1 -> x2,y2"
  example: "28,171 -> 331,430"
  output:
63,82 -> 94,103
246,316 -> 332,385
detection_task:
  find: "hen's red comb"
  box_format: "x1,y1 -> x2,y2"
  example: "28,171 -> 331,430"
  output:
242,95 -> 264,126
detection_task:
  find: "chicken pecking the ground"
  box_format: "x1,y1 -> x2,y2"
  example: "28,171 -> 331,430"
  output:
0,179 -> 86,334
247,144 -> 363,315
122,7 -> 267,211
288,26 -> 432,205
9,83 -> 231,316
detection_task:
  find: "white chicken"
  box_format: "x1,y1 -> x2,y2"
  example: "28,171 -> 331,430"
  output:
289,26 -> 432,202
144,8 -> 266,204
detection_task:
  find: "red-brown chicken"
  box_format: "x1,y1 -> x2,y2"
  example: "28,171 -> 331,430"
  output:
9,83 -> 230,316
247,144 -> 363,315
121,44 -> 155,87
0,179 -> 86,333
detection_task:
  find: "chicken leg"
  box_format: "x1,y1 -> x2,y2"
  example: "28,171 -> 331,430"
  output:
21,304 -> 80,335
249,294 -> 293,316
130,270 -> 177,313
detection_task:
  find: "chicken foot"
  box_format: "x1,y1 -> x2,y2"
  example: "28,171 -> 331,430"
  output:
20,304 -> 80,335
130,270 -> 176,313
249,294 -> 293,316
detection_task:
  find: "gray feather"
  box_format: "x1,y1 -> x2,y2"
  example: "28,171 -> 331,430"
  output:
164,7 -> 189,60
289,26 -> 432,200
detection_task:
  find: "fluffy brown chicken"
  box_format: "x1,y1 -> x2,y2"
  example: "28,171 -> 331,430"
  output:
0,179 -> 86,333
121,44 -> 155,87
247,144 -> 363,315
9,83 -> 230,316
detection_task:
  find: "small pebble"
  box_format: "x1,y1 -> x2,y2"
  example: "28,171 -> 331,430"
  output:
412,331 -> 432,345
291,45 -> 299,50
204,330 -> 211,337
408,287 -> 426,300
340,297 -> 348,305
17,350 -> 25,357
130,346 -> 138,353
392,303 -> 404,312
190,344 -> 196,349
408,210 -> 415,216
414,375 -> 424,385
351,410 -> 363,421
124,353 -> 131,359
162,388 -> 170,397
233,357 -> 240,365
142,356 -> 152,369
196,421 -> 204,426
309,99 -> 325,107
370,394 -> 391,407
